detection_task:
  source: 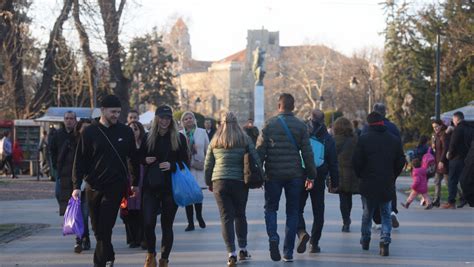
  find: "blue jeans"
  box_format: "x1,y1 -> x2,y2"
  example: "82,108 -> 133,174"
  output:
448,159 -> 464,204
361,196 -> 391,244
264,178 -> 304,258
80,191 -> 90,238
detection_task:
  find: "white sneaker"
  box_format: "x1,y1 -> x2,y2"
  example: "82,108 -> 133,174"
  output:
391,212 -> 399,228
373,224 -> 382,230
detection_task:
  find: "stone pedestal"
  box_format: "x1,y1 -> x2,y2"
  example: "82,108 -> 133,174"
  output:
254,85 -> 264,130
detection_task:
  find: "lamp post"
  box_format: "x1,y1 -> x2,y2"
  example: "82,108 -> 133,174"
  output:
435,33 -> 441,120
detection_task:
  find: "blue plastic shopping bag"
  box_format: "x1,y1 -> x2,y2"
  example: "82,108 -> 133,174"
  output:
172,163 -> 204,207
63,197 -> 84,238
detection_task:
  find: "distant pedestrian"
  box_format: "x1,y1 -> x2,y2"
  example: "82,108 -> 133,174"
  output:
38,130 -> 50,178
460,139 -> 474,207
141,105 -> 189,267
353,112 -> 405,257
204,118 -> 216,141
127,109 -> 140,124
412,135 -> 430,161
257,93 -> 317,262
58,119 -> 92,253
352,120 -> 361,137
0,131 -> 14,178
51,111 -> 77,205
12,140 -> 23,177
121,121 -> 146,249
401,158 -> 433,210
442,111 -> 473,209
297,109 -> 339,254
243,118 -> 259,145
204,111 -> 262,267
73,95 -> 140,267
333,117 -> 359,233
431,119 -> 450,207
180,111 -> 208,231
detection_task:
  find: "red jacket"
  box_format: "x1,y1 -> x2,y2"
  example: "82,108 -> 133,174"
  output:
12,142 -> 23,164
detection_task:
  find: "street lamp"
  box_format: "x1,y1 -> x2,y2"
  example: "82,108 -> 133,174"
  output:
435,33 -> 441,120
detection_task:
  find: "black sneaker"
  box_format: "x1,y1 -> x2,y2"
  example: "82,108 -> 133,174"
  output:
74,238 -> 83,253
282,256 -> 293,262
269,240 -> 281,261
457,200 -> 468,208
309,244 -> 321,253
239,250 -> 251,261
185,224 -> 195,232
82,236 -> 90,250
341,224 -> 350,233
296,231 -> 310,253
227,255 -> 237,267
361,240 -> 370,251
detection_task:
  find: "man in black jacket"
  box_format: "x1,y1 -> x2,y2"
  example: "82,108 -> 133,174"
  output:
442,111 -> 473,209
73,95 -> 139,267
296,109 -> 339,254
353,112 -> 405,257
50,111 -> 77,204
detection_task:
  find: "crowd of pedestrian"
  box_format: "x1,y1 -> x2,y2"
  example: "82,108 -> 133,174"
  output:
16,92 -> 470,267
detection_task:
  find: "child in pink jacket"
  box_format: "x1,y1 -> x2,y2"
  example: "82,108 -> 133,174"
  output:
401,158 -> 433,210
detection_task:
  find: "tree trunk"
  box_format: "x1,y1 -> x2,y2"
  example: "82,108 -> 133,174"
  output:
1,0 -> 26,118
98,0 -> 130,122
73,0 -> 97,107
30,0 -> 73,116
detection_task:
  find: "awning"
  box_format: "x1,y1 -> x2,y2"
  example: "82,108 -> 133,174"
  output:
34,107 -> 101,122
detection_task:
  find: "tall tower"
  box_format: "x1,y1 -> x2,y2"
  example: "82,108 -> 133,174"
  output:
167,18 -> 192,71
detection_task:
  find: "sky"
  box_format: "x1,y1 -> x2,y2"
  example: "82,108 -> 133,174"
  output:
29,0 -> 437,61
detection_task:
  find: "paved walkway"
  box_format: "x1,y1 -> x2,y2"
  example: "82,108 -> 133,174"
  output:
0,177 -> 473,267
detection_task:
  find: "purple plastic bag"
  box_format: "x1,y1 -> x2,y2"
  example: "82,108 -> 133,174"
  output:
63,197 -> 84,238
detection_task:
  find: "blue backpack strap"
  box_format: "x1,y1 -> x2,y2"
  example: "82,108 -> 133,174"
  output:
278,115 -> 298,149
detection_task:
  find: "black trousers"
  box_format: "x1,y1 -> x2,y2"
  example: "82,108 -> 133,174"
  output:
185,203 -> 203,225
373,189 -> 397,224
123,210 -> 143,245
86,181 -> 124,267
339,193 -> 353,226
143,189 -> 178,259
298,176 -> 325,246
0,155 -> 14,175
213,180 -> 249,253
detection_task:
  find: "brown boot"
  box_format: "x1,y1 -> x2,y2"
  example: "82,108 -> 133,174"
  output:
144,252 -> 157,267
158,258 -> 169,267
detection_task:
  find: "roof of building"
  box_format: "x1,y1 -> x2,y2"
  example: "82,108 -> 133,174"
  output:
218,49 -> 246,63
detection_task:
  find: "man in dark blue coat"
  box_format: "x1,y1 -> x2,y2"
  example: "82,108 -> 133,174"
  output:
296,109 -> 339,254
353,112 -> 405,256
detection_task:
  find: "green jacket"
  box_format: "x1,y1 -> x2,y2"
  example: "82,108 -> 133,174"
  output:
204,136 -> 262,185
334,134 -> 359,194
256,112 -> 317,181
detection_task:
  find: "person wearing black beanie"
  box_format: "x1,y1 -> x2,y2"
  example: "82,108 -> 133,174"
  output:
352,112 -> 406,257
73,94 -> 140,267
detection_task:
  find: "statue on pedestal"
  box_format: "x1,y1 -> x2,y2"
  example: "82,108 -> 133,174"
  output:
252,46 -> 266,86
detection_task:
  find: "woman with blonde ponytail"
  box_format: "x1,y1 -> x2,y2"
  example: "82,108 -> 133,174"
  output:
204,112 -> 262,267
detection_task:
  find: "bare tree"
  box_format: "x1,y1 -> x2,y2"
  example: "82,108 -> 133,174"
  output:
73,0 -> 97,107
30,0 -> 73,116
97,0 -> 130,121
1,0 -> 26,118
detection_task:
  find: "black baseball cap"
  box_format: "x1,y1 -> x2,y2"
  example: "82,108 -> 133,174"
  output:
155,105 -> 173,118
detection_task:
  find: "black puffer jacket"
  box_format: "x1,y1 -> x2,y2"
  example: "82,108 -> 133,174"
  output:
352,125 -> 405,202
257,112 -> 317,181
